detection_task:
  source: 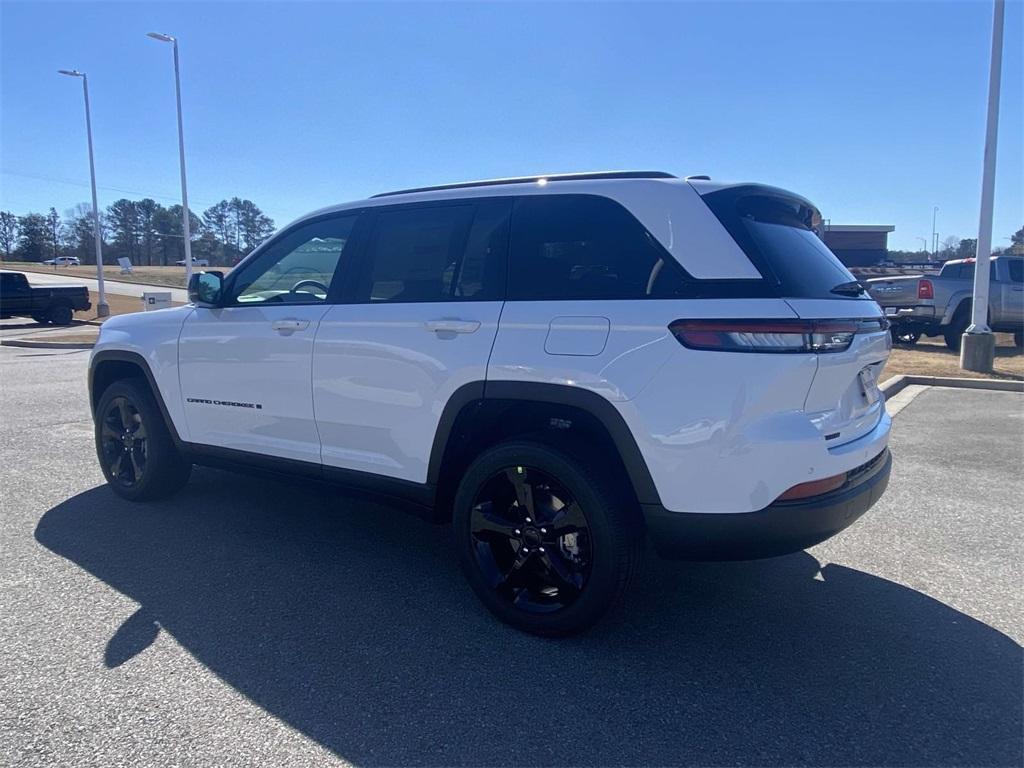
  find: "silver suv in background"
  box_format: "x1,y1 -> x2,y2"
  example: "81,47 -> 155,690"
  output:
867,255 -> 1024,349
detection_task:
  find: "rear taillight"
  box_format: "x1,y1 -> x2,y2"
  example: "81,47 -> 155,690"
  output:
918,279 -> 934,299
668,318 -> 887,354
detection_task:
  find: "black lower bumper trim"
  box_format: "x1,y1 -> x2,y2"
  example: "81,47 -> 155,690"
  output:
643,449 -> 892,561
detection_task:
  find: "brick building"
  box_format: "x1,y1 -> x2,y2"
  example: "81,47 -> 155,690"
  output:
823,224 -> 895,267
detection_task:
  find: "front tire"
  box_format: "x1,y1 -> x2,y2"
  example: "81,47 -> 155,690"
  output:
453,440 -> 643,637
95,379 -> 191,501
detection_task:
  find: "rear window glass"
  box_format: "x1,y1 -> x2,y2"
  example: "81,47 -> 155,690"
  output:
702,187 -> 865,300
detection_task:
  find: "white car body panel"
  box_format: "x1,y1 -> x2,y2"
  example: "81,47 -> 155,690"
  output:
177,304 -> 332,464
91,305 -> 194,440
312,300 -> 503,482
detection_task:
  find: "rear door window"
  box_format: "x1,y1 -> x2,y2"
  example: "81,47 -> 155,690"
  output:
508,194 -> 689,300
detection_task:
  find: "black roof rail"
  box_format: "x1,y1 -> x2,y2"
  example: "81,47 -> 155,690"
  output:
371,170 -> 677,198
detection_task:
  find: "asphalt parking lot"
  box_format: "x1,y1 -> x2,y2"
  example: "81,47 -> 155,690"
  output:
1,346 -> 1021,767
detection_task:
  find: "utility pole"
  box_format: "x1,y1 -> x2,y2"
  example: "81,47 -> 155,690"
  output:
931,207 -> 939,260
148,32 -> 194,285
961,0 -> 1005,372
58,69 -> 109,317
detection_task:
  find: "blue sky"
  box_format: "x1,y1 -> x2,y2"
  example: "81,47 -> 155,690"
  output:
1,1 -> 1021,252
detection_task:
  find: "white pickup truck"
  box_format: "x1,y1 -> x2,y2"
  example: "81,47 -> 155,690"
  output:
867,256 -> 1024,350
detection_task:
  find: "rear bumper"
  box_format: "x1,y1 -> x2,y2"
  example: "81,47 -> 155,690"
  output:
643,448 -> 891,561
882,305 -> 935,321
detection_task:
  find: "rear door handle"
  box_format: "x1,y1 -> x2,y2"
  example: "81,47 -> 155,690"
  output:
272,318 -> 310,332
425,319 -> 480,334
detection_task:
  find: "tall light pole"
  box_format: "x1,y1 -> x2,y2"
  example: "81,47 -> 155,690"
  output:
58,70 -> 109,317
915,236 -> 929,253
961,0 -> 1005,372
931,206 -> 939,260
147,32 -> 193,284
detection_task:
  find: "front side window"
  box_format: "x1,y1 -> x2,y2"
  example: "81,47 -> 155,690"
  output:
229,214 -> 358,305
508,195 -> 688,300
356,202 -> 506,303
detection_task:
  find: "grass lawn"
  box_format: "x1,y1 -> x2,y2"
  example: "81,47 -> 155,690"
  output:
882,333 -> 1023,383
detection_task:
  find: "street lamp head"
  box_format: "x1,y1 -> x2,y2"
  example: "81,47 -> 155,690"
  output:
57,69 -> 84,77
147,32 -> 175,42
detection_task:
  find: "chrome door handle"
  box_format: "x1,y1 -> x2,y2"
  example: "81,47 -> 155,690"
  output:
425,319 -> 481,334
272,318 -> 310,332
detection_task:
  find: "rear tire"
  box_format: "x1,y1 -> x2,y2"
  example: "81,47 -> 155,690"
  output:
95,379 -> 191,501
48,303 -> 73,325
943,312 -> 970,352
453,440 -> 643,637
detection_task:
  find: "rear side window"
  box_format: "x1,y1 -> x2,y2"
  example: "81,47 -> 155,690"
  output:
356,201 -> 508,303
508,195 -> 689,300
1007,259 -> 1024,283
702,187 -> 863,300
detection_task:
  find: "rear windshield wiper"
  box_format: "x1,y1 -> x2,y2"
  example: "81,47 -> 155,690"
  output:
830,280 -> 868,297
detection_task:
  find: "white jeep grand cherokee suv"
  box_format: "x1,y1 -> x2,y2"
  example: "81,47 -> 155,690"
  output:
89,171 -> 892,636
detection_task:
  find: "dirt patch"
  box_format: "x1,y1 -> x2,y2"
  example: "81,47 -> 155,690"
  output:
883,333 -> 1023,383
80,291 -> 187,321
24,331 -> 100,344
3,261 -> 233,290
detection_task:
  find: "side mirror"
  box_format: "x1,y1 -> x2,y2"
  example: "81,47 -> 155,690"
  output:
188,271 -> 223,306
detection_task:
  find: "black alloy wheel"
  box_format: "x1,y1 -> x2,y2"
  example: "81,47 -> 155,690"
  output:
100,396 -> 148,487
454,440 -> 643,636
94,378 -> 191,501
469,465 -> 592,613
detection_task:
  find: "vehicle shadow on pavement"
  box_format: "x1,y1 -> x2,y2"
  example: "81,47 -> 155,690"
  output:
36,468 -> 1023,767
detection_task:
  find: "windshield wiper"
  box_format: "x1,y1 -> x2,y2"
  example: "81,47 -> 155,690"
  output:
831,280 -> 868,297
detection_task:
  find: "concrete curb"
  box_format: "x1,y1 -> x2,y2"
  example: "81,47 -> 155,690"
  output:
881,374 -> 1023,397
1,339 -> 95,350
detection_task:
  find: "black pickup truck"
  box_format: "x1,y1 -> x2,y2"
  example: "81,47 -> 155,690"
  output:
0,271 -> 92,325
